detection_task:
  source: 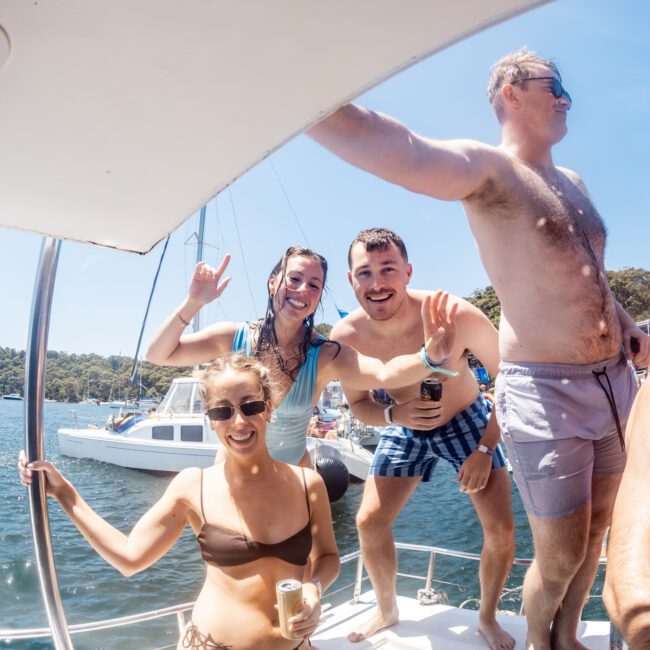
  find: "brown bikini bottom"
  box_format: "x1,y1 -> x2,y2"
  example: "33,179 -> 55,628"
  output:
181,624 -> 311,649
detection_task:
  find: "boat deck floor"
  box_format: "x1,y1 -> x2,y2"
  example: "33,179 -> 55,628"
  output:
312,591 -> 610,649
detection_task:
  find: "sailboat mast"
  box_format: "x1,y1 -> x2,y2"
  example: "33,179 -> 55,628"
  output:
194,205 -> 206,335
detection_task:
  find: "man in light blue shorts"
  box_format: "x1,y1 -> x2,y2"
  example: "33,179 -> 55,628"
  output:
496,354 -> 637,521
310,48 -> 650,648
331,229 -> 515,649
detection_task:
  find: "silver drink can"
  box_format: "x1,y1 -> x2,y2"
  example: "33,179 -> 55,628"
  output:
276,578 -> 304,640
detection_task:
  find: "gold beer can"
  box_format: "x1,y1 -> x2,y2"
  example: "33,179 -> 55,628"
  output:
276,579 -> 304,640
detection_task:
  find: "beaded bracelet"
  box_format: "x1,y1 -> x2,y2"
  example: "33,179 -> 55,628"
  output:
420,346 -> 459,377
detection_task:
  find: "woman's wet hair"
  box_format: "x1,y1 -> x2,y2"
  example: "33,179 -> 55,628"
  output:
255,246 -> 339,380
200,353 -> 276,406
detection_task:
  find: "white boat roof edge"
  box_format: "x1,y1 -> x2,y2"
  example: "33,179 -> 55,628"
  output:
0,0 -> 548,253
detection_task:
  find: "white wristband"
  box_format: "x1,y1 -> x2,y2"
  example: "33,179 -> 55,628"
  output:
384,405 -> 394,424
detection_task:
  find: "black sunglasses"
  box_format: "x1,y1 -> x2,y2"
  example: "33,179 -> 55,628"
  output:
206,400 -> 266,421
512,76 -> 571,104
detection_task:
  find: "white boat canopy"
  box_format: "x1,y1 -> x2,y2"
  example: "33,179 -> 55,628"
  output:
1,0 -> 545,254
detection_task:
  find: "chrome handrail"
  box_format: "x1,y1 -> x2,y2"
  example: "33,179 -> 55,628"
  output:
1,542 -> 608,644
0,602 -> 193,640
24,237 -> 72,649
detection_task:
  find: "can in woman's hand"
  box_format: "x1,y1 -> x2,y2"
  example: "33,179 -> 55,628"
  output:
276,579 -> 304,640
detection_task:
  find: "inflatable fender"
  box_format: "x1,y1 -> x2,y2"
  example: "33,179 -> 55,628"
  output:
315,456 -> 349,503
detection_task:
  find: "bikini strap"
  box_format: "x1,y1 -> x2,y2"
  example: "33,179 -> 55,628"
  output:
301,467 -> 311,519
199,468 -> 207,523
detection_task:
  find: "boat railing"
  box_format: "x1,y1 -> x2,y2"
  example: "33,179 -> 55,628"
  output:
0,543 -> 609,646
67,410 -> 110,429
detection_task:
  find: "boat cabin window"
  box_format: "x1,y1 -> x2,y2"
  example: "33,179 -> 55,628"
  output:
191,387 -> 203,415
158,380 -> 202,416
152,425 -> 174,441
180,425 -> 203,442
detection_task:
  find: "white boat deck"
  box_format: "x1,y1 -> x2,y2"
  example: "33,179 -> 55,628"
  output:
313,591 -> 610,649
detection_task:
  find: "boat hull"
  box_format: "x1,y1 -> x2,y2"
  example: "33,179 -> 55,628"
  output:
57,427 -> 218,472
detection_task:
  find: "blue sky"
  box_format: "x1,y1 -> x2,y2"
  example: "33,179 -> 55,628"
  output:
2,0 -> 649,357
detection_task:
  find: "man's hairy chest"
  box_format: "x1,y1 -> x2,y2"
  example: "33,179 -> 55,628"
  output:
471,164 -> 606,256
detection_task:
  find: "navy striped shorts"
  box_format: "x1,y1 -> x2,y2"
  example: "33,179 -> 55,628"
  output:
369,394 -> 506,482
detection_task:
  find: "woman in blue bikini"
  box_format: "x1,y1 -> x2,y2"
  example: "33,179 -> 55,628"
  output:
19,353 -> 339,649
147,246 -> 456,466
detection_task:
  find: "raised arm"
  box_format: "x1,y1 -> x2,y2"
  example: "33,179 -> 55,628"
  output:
146,256 -> 237,367
19,453 -> 196,576
308,104 -> 495,201
604,381 -> 650,647
325,291 -> 458,391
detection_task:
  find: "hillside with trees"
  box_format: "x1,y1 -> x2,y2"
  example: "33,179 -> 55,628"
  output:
0,348 -> 192,402
466,267 -> 650,328
2,268 -> 648,400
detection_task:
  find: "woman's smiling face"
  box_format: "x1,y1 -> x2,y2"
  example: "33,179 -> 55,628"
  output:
269,254 -> 325,321
204,368 -> 271,455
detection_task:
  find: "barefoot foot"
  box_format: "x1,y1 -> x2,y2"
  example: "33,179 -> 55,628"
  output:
549,636 -> 590,650
478,619 -> 515,650
346,607 -> 399,643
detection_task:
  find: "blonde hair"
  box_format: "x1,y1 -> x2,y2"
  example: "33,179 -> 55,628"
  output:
487,47 -> 561,122
200,353 -> 276,407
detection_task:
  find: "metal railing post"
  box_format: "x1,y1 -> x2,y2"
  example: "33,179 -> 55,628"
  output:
424,551 -> 436,591
353,554 -> 364,603
24,237 -> 72,649
176,611 -> 186,640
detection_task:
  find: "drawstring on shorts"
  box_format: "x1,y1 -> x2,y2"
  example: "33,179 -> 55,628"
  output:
592,367 -> 625,451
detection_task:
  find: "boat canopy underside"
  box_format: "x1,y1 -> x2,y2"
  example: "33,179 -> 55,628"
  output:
0,0 -> 545,253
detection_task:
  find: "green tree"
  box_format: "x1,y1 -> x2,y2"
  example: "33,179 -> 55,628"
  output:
465,286 -> 501,328
315,322 -> 333,338
607,268 -> 650,321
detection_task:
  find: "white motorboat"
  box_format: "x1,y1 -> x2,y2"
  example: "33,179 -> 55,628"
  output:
58,377 -> 219,473
2,393 -> 23,401
309,435 -> 374,482
58,376 -> 373,481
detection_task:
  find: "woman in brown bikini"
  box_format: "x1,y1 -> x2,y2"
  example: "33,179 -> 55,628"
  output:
18,353 -> 340,649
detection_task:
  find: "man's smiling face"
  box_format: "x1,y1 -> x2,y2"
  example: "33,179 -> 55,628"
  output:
348,242 -> 412,321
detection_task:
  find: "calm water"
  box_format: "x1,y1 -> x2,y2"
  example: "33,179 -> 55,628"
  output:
0,400 -> 606,649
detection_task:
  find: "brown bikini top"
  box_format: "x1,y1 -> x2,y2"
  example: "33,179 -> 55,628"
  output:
197,469 -> 312,567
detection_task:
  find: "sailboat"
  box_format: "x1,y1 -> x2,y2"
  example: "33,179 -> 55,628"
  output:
0,1 -> 622,648
81,373 -> 99,405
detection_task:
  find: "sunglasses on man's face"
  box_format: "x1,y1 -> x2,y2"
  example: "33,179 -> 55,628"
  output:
512,76 -> 572,104
206,400 -> 266,421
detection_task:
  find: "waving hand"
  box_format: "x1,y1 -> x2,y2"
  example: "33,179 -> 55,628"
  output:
422,291 -> 458,364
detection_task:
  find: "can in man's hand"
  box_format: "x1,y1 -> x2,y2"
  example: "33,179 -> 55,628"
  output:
420,377 -> 443,401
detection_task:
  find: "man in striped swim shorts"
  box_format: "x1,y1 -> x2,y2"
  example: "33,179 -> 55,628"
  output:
330,229 -> 515,650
